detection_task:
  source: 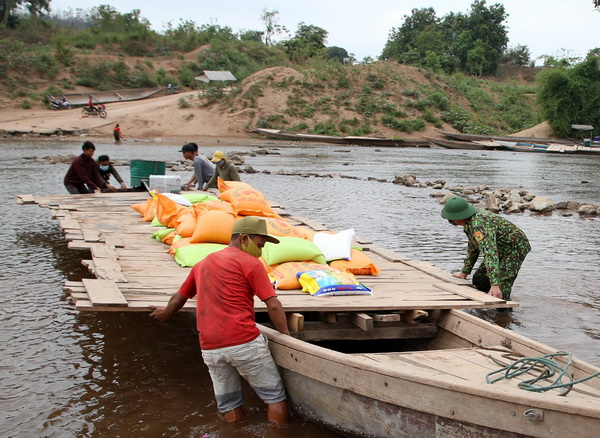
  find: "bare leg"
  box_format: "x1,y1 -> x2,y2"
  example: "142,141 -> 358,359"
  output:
223,406 -> 245,423
267,400 -> 289,427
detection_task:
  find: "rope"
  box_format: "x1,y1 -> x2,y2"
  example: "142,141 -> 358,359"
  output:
485,352 -> 600,396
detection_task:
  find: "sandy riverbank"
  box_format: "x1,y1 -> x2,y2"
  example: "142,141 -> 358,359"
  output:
0,90 -> 556,145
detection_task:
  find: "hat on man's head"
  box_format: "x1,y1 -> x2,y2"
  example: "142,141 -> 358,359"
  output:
232,216 -> 279,244
211,151 -> 226,162
178,143 -> 196,153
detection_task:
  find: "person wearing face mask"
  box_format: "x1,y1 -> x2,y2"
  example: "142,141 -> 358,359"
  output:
97,155 -> 127,192
203,150 -> 240,190
150,216 -> 290,427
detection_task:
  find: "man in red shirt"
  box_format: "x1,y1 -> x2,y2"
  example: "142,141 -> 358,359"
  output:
63,141 -> 104,194
150,217 -> 290,427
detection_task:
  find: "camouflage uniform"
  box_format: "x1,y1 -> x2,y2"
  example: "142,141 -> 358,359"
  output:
461,209 -> 530,300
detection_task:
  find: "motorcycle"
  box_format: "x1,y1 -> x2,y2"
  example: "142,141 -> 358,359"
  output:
166,84 -> 180,94
49,98 -> 70,110
81,104 -> 107,118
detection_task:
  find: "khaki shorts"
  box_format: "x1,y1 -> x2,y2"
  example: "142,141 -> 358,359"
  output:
201,334 -> 286,413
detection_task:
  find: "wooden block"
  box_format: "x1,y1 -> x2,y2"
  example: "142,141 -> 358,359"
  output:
82,279 -> 128,307
286,312 -> 304,332
401,309 -> 428,324
350,312 -> 373,331
319,312 -> 337,323
373,313 -> 401,322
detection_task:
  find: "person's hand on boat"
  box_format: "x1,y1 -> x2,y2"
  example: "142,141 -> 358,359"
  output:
489,285 -> 503,299
452,272 -> 468,279
119,182 -> 127,191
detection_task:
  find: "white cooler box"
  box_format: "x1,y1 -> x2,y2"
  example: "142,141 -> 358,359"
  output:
149,175 -> 181,194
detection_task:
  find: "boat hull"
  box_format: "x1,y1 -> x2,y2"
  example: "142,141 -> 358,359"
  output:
283,369 -> 528,438
262,310 -> 600,438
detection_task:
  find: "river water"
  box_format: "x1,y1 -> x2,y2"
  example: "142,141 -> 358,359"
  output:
1,138 -> 599,437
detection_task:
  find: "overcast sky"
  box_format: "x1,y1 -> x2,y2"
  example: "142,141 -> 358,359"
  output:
48,0 -> 600,63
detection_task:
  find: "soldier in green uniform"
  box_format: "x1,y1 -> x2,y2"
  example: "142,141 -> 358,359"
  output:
441,197 -> 531,300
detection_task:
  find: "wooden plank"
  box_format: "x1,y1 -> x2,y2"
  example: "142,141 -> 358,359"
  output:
367,244 -> 410,262
350,312 -> 373,331
105,235 -> 125,248
90,244 -> 118,259
319,312 -> 337,323
373,313 -> 401,322
291,216 -> 328,231
82,229 -> 101,242
401,309 -> 428,324
402,260 -> 469,285
59,219 -> 81,229
434,283 -> 505,305
82,279 -> 128,307
286,313 -> 304,332
17,194 -> 35,204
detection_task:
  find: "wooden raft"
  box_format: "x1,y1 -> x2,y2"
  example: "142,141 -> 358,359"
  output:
17,192 -> 518,331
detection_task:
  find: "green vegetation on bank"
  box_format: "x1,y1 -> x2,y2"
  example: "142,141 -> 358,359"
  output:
2,2 -> 596,137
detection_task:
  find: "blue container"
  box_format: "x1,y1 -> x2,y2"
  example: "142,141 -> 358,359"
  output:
130,160 -> 166,187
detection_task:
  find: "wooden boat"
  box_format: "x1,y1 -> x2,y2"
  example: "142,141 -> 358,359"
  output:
16,192 -> 600,438
435,129 -> 576,146
499,141 -> 600,155
252,127 -> 430,147
424,136 -> 508,151
49,87 -> 165,107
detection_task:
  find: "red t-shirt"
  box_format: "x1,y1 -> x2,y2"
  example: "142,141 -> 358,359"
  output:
178,246 -> 277,350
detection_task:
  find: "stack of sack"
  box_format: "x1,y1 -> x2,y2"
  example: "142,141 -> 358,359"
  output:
130,179 -> 380,296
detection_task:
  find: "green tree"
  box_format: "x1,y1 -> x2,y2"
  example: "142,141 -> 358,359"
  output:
502,44 -> 531,66
261,9 -> 287,45
443,1 -> 508,75
283,22 -> 328,62
0,0 -> 50,28
380,7 -> 439,62
537,51 -> 600,136
326,46 -> 349,63
381,1 -> 508,76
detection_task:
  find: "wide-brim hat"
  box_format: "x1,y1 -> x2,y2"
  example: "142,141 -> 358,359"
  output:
232,216 -> 279,244
441,196 -> 476,220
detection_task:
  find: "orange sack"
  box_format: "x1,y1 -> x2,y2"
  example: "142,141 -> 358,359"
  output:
142,199 -> 158,222
218,187 -> 282,219
268,261 -> 335,290
217,177 -> 253,192
329,249 -> 381,275
190,210 -> 236,244
156,192 -> 187,227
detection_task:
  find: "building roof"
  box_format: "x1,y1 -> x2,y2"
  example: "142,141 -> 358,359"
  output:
194,71 -> 237,83
571,124 -> 594,131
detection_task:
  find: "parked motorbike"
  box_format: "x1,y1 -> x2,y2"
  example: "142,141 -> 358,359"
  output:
81,104 -> 107,118
49,98 -> 70,110
166,84 -> 180,94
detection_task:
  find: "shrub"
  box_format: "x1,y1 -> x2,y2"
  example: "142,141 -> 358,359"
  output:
21,99 -> 31,109
177,97 -> 190,108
